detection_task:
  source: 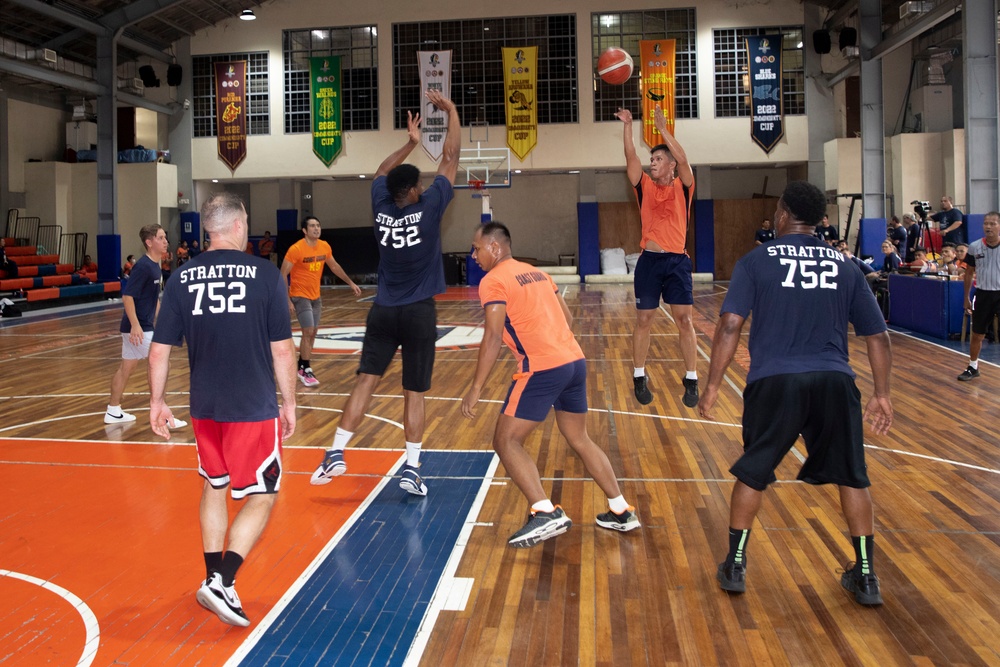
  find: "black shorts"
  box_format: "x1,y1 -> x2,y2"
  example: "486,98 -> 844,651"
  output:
731,371 -> 870,491
633,251 -> 693,309
358,298 -> 436,392
972,290 -> 1000,335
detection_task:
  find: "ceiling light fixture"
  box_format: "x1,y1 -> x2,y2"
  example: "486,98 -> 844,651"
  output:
239,9 -> 256,21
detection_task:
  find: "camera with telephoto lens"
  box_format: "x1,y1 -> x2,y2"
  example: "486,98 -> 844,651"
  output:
911,200 -> 931,216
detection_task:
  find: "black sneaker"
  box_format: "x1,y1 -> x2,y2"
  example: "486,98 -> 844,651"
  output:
508,506 -> 572,548
957,366 -> 980,381
633,375 -> 653,405
682,378 -> 699,408
595,507 -> 641,532
840,562 -> 883,605
716,560 -> 746,593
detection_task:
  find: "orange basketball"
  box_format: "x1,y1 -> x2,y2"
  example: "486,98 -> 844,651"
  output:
597,47 -> 634,85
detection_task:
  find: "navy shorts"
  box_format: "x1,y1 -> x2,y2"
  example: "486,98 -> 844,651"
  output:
732,371 -> 870,491
634,251 -> 693,309
358,298 -> 436,392
501,358 -> 588,422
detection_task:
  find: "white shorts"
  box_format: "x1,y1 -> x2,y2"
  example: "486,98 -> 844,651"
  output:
121,331 -> 153,360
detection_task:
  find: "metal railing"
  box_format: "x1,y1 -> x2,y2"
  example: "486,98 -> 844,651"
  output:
37,225 -> 62,257
61,233 -> 88,269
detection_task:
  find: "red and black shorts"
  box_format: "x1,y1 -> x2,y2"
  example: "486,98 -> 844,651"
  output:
193,417 -> 283,499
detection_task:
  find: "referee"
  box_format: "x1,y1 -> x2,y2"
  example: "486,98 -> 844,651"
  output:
957,211 -> 1000,381
698,181 -> 893,606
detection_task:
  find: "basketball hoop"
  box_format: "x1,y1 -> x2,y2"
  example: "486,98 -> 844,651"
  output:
469,179 -> 485,199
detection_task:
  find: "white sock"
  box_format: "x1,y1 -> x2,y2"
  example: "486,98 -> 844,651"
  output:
107,404 -> 122,414
405,440 -> 421,467
685,371 -> 698,380
633,367 -> 645,378
970,359 -> 979,370
608,495 -> 629,514
531,499 -> 556,513
331,427 -> 353,451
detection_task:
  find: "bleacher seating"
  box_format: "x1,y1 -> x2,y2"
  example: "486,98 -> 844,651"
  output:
1,236 -> 120,307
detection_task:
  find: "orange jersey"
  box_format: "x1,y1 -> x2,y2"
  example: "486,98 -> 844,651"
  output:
633,173 -> 694,254
285,238 -> 331,300
479,259 -> 584,373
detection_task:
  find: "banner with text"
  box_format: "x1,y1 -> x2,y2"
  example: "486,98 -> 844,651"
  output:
502,47 -> 537,161
214,61 -> 247,172
746,35 -> 784,154
639,40 -> 675,148
310,56 -> 343,167
418,50 -> 452,160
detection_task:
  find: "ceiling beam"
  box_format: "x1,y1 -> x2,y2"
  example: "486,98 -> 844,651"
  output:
100,0 -> 192,30
822,0 -> 857,30
0,56 -> 104,95
870,0 -> 962,60
6,0 -> 106,35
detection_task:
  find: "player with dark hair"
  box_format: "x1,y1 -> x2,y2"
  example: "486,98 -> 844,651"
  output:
462,222 -> 640,547
615,104 -> 698,409
281,215 -> 362,387
699,180 -> 893,606
311,89 -> 460,496
149,191 -> 297,627
103,223 -> 187,427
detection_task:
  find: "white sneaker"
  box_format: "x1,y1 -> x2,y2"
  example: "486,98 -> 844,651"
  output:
196,572 -> 250,627
104,409 -> 136,424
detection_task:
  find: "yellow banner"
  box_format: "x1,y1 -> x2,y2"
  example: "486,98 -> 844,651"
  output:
502,47 -> 537,160
639,40 -> 676,148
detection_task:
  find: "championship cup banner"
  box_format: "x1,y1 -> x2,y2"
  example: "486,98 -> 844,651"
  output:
502,47 -> 537,161
310,56 -> 343,167
418,50 -> 452,161
639,40 -> 676,148
746,35 -> 784,154
214,61 -> 247,172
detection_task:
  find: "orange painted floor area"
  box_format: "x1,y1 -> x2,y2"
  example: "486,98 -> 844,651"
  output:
433,286 -> 480,301
0,438 -> 401,666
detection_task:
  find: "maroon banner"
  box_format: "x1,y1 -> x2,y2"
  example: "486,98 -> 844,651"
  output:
215,61 -> 247,172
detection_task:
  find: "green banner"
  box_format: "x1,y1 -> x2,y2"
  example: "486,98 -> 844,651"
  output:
310,56 -> 342,167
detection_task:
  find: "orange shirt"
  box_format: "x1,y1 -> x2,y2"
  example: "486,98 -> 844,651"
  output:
285,238 -> 330,300
479,259 -> 584,373
634,173 -> 694,254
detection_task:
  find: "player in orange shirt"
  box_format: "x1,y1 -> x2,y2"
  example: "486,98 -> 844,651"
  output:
281,216 -> 361,386
462,222 -> 640,548
616,104 -> 699,409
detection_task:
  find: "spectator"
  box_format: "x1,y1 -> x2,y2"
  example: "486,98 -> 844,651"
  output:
258,231 -> 275,262
189,240 -> 201,258
122,254 -> 136,278
939,244 -> 960,276
838,244 -> 877,286
908,248 -> 937,274
932,195 -> 964,246
176,241 -> 190,267
79,254 -> 98,273
245,240 -> 255,255
0,238 -> 17,277
888,216 -> 907,255
753,218 -> 775,246
955,243 -> 969,273
815,214 -> 840,245
880,240 -> 902,273
161,247 -> 173,282
901,213 -> 921,262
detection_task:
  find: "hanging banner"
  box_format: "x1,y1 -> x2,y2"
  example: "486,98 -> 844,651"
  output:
502,47 -> 537,161
310,56 -> 343,167
639,40 -> 676,148
418,50 -> 452,160
746,35 -> 784,154
214,61 -> 247,172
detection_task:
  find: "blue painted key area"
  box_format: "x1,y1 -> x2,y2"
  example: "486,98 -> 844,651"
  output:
241,450 -> 496,667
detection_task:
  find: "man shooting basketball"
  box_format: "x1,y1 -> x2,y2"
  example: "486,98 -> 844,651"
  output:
616,104 -> 699,409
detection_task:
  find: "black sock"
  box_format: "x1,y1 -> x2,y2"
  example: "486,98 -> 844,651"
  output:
298,357 -> 305,369
851,535 -> 875,575
204,551 -> 223,580
219,551 -> 244,587
301,359 -> 310,370
728,527 -> 751,565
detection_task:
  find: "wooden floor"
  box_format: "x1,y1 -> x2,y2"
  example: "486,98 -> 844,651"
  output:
2,283 -> 1000,666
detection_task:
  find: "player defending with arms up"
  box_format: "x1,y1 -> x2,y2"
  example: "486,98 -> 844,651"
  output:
462,222 -> 640,548
698,181 -> 893,606
616,104 -> 699,408
311,89 -> 460,496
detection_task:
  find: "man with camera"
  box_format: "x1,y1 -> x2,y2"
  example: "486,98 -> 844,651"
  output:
931,196 -> 964,246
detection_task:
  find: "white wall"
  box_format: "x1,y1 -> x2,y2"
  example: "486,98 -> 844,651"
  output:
7,99 -> 70,193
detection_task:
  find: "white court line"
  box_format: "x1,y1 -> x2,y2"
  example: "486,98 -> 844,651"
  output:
404,454 -> 501,666
0,569 -> 100,667
223,454 -> 404,667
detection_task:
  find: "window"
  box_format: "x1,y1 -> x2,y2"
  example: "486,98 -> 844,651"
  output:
392,15 -> 577,129
192,52 -> 270,137
713,27 -> 804,117
591,10 -> 698,122
283,26 -> 379,134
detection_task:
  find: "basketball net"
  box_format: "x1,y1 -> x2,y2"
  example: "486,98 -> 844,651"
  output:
469,180 -> 491,219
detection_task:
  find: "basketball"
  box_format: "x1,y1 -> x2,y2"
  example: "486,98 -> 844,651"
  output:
597,47 -> 633,85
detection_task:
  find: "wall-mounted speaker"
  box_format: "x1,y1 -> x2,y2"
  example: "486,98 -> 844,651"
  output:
138,65 -> 160,88
839,28 -> 857,50
813,30 -> 831,54
167,64 -> 182,87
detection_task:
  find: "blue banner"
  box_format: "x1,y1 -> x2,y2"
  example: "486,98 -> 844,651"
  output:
746,35 -> 784,154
